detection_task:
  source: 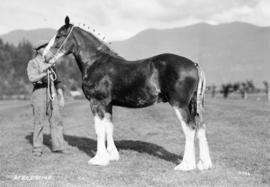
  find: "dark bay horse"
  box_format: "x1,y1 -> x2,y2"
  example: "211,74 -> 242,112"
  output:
44,17 -> 212,171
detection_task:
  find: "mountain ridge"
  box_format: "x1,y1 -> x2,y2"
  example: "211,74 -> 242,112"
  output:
110,22 -> 270,85
1,22 -> 269,86
0,28 -> 56,45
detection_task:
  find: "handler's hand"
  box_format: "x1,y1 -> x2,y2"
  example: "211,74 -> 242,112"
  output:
48,58 -> 56,65
40,63 -> 52,73
59,96 -> 65,108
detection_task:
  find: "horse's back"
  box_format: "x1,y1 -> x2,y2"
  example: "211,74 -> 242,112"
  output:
111,53 -> 199,107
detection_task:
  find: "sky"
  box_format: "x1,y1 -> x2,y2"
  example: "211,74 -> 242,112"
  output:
1,0 -> 270,40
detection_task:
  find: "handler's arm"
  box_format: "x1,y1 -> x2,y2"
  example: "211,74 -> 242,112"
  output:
28,72 -> 47,83
27,60 -> 51,83
57,88 -> 65,107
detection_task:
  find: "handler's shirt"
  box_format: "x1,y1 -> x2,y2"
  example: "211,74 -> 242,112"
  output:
27,55 -> 63,90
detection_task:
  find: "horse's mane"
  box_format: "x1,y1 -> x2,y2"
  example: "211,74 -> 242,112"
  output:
75,24 -> 121,58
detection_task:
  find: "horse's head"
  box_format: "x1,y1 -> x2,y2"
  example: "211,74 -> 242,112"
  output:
44,16 -> 76,62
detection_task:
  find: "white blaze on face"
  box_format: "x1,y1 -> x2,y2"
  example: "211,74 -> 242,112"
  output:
42,34 -> 65,64
42,35 -> 56,57
50,52 -> 64,63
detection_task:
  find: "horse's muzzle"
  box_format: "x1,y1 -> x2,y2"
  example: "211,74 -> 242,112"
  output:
43,50 -> 54,63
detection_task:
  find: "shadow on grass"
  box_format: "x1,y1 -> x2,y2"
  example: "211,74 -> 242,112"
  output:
25,133 -> 182,164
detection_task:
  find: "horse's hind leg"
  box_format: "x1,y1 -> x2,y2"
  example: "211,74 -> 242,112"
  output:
196,123 -> 212,170
173,106 -> 196,171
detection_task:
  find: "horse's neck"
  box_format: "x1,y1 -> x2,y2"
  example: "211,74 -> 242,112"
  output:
72,29 -> 104,76
73,51 -> 99,77
73,54 -> 86,75
72,28 -> 121,78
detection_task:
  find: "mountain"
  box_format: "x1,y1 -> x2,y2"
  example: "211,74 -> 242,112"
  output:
1,22 -> 269,86
111,22 -> 270,85
0,28 -> 56,45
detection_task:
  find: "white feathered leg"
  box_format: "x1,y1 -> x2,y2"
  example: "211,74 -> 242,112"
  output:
174,107 -> 196,171
104,113 -> 119,161
197,124 -> 212,170
88,115 -> 110,166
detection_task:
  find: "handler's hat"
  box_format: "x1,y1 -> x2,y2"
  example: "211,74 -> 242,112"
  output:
33,40 -> 48,50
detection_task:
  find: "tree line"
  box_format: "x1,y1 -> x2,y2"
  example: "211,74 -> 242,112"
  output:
0,38 -> 269,100
209,80 -> 270,100
0,39 -> 81,98
0,39 -> 32,95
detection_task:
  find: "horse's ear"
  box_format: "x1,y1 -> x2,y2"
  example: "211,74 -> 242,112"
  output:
65,16 -> 70,26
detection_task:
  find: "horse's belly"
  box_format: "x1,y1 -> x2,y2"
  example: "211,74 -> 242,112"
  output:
112,90 -> 159,108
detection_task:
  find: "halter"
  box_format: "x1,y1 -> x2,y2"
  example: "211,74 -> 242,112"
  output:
44,24 -> 116,101
55,26 -> 75,57
43,26 -> 74,101
46,25 -> 75,65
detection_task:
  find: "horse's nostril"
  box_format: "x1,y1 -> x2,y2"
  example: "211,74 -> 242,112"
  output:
43,51 -> 53,61
44,54 -> 51,62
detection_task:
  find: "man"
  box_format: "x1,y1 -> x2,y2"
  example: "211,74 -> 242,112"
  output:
27,41 -> 66,157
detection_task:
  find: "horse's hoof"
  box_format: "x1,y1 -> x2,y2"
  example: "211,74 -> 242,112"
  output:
174,161 -> 196,171
108,150 -> 120,161
88,155 -> 110,166
197,159 -> 212,170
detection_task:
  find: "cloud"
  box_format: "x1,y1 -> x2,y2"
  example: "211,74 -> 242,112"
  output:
208,0 -> 270,25
0,0 -> 270,40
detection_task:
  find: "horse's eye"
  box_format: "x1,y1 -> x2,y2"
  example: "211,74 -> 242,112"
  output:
56,36 -> 60,39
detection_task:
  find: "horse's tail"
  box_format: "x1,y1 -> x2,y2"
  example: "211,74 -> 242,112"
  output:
196,64 -> 206,114
189,63 -> 206,125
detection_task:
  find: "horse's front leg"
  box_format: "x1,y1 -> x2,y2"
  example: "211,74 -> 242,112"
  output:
88,101 -> 119,166
104,109 -> 120,161
88,101 -> 110,166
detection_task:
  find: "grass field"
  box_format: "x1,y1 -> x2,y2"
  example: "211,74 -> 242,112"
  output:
0,97 -> 269,186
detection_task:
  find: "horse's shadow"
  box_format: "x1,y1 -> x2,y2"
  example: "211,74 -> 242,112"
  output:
25,133 -> 182,164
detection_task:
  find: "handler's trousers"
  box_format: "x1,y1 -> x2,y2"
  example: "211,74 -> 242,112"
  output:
31,87 -> 65,153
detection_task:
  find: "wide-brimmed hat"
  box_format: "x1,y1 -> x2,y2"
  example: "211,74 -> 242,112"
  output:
33,40 -> 48,50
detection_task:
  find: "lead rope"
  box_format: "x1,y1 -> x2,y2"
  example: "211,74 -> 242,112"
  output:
45,26 -> 74,101
47,67 -> 57,101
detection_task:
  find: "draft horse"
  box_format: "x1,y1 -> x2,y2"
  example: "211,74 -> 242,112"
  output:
44,17 -> 212,171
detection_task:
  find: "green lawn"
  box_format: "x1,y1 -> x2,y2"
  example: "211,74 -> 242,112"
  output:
0,97 -> 269,186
